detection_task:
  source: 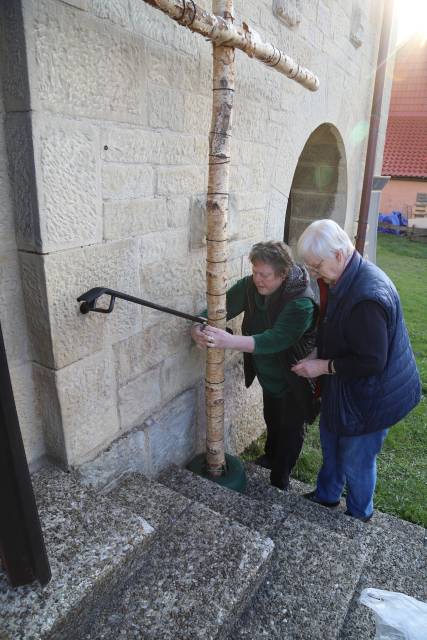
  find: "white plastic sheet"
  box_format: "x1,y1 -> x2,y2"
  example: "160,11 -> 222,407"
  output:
360,588 -> 427,640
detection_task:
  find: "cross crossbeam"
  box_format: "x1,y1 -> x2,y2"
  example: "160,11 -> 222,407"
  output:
143,0 -> 319,91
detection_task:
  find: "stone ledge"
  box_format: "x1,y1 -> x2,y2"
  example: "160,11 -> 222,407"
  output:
86,501 -> 275,640
158,464 -> 286,538
0,467 -> 154,640
229,513 -> 368,640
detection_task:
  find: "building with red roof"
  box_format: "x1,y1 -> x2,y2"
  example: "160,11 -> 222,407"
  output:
380,33 -> 427,218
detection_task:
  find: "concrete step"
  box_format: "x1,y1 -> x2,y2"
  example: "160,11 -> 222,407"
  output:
89,472 -> 275,640
157,465 -> 369,640
0,466 -> 154,640
245,463 -> 371,542
244,462 -> 427,639
157,462 -> 426,639
339,511 -> 427,639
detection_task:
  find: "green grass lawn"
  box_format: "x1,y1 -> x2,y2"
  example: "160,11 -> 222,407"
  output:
242,233 -> 427,527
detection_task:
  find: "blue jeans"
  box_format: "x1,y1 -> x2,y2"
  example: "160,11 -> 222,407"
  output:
316,417 -> 389,519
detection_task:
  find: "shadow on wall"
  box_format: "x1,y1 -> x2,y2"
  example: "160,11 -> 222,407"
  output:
284,123 -> 348,248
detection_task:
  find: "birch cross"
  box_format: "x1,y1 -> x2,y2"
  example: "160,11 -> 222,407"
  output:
142,0 -> 320,477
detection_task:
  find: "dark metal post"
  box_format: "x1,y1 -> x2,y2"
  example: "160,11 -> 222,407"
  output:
0,321 -> 50,587
355,0 -> 395,254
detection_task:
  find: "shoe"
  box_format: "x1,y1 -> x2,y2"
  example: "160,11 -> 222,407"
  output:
254,454 -> 272,470
270,477 -> 289,491
303,490 -> 340,508
344,510 -> 373,523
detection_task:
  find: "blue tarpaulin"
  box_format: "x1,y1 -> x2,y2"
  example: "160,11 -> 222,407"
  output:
378,211 -> 408,234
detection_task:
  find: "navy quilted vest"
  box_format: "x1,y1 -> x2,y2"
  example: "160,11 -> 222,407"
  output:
320,252 -> 421,435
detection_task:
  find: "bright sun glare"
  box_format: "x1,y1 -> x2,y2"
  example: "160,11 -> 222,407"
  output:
395,0 -> 427,43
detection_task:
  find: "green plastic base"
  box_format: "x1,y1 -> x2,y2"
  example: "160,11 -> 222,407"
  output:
186,453 -> 247,494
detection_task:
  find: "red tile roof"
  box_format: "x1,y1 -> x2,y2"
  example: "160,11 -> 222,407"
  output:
382,116 -> 427,178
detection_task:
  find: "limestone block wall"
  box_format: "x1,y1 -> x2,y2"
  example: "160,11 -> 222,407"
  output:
0,67 -> 45,467
0,0 -> 392,472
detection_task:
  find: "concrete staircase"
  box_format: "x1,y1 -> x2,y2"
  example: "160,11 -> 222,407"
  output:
1,463 -> 425,640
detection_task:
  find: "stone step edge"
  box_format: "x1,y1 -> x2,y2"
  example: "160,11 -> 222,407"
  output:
83,499 -> 276,640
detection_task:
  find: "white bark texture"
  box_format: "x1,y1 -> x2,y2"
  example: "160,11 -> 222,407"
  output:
142,0 -> 320,91
204,0 -> 235,476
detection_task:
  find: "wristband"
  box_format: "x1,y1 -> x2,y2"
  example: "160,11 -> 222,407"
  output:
328,359 -> 335,375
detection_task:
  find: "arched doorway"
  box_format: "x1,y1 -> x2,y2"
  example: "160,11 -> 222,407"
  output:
284,124 -> 347,246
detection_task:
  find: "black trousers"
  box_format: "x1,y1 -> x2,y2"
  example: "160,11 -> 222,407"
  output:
263,390 -> 306,490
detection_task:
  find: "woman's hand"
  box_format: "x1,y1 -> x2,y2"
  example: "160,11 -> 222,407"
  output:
202,326 -> 234,350
190,324 -> 255,352
291,358 -> 329,378
190,323 -> 209,350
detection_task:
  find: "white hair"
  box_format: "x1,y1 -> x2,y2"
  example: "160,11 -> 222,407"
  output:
297,219 -> 354,262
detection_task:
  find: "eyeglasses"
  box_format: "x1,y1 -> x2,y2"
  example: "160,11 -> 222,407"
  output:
304,258 -> 325,274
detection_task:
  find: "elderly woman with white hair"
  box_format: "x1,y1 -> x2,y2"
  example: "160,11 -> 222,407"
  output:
292,219 -> 421,522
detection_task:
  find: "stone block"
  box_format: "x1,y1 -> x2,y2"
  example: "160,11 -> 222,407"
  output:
291,191 -> 337,220
264,188 -> 287,240
235,54 -> 286,106
33,114 -> 102,251
104,197 -> 167,240
32,363 -> 66,463
157,165 -> 206,196
142,296 -> 196,334
317,0 -> 332,37
235,191 -> 268,214
102,127 -> 197,165
88,0 -> 129,28
147,41 -> 200,94
293,163 -> 339,193
56,348 -> 120,466
9,363 -> 46,466
0,251 -> 32,366
129,1 -> 198,56
31,0 -> 147,124
232,99 -> 266,144
0,1 -> 31,112
102,163 -> 154,200
184,93 -> 212,134
114,317 -> 192,388
118,365 -> 162,432
166,196 -> 190,228
21,240 -> 141,369
224,361 -> 264,455
4,112 -> 40,251
78,430 -> 151,490
239,209 -> 265,240
148,84 -> 185,131
139,227 -> 189,264
146,388 -> 197,476
140,257 -> 194,307
0,117 -> 16,250
272,0 -> 302,28
160,346 -> 204,403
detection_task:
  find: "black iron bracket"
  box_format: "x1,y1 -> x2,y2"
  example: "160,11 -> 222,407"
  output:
77,287 -> 207,324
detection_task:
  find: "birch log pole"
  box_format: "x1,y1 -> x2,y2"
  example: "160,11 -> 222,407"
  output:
204,0 -> 235,477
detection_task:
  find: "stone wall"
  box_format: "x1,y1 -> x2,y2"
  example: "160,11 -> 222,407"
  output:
0,0 -> 393,473
0,35 -> 45,467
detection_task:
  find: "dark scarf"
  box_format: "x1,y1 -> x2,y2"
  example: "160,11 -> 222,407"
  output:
280,263 -> 310,300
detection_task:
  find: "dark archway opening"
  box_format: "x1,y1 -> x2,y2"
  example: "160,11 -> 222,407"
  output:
284,124 -> 347,246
